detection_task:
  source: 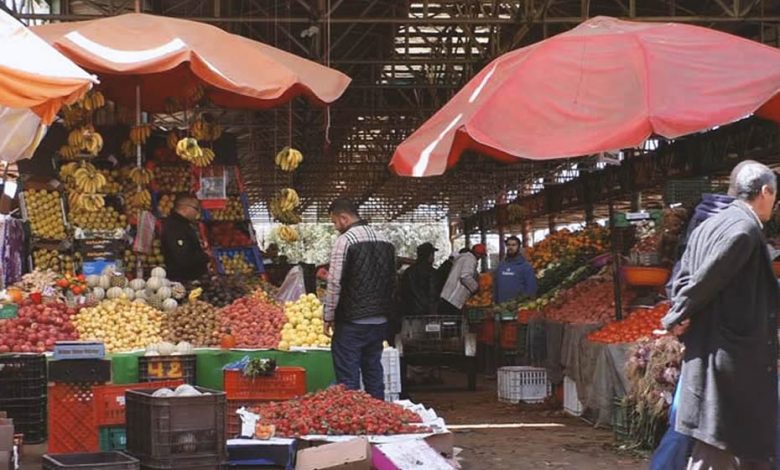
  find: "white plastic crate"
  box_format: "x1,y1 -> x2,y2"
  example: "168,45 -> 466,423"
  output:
497,366 -> 550,404
385,392 -> 400,402
382,347 -> 402,393
360,348 -> 402,394
563,376 -> 584,416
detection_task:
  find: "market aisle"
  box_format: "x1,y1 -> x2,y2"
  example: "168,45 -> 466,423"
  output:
407,376 -> 647,470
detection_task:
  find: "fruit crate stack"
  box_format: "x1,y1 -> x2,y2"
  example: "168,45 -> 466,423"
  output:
222,367 -> 307,439
125,387 -> 227,469
0,354 -> 47,444
93,381 -> 183,452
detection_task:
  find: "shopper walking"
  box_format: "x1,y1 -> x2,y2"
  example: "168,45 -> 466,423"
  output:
323,198 -> 396,400
399,242 -> 439,316
650,162 -> 748,470
493,236 -> 537,303
662,161 -> 779,469
439,244 -> 486,315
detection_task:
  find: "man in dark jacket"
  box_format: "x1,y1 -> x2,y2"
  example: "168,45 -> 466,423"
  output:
324,198 -> 396,400
399,242 -> 439,316
651,161 -> 747,470
161,195 -> 210,282
662,161 -> 779,468
493,236 -> 537,303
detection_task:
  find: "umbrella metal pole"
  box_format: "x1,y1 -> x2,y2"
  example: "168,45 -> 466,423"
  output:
609,199 -> 623,320
135,83 -> 143,279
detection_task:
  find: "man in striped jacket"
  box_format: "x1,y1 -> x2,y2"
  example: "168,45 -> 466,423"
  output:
324,198 -> 396,400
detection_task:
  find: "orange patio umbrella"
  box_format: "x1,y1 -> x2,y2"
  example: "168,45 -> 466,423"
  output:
0,9 -> 96,163
32,13 -> 351,112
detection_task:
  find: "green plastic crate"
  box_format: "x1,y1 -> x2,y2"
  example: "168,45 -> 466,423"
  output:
98,426 -> 126,451
0,304 -> 17,320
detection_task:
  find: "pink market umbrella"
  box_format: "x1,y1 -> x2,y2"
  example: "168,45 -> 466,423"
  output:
390,16 -> 780,177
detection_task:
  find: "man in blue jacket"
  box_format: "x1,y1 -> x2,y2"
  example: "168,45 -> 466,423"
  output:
493,236 -> 537,303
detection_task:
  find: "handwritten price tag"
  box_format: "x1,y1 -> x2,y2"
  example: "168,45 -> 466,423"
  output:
146,359 -> 183,379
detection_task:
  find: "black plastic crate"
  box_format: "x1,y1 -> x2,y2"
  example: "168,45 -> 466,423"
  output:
49,359 -> 111,383
400,315 -> 465,353
42,451 -> 139,469
138,356 -> 196,385
0,353 -> 47,399
0,396 -> 47,444
126,387 -> 226,469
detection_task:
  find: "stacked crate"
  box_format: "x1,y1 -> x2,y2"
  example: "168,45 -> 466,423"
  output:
0,354 -> 47,444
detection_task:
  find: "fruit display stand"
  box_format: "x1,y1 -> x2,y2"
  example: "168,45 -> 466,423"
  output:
109,349 -> 335,393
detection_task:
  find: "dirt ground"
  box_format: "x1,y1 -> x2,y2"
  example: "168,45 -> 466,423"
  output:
20,375 -> 649,469
407,374 -> 648,470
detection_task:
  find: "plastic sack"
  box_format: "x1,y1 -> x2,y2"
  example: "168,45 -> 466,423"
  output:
276,265 -> 306,303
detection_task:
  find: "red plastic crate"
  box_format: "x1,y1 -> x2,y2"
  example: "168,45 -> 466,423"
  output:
48,382 -> 99,453
93,380 -> 183,427
223,367 -> 306,401
500,322 -> 518,350
225,399 -> 267,439
477,319 -> 495,345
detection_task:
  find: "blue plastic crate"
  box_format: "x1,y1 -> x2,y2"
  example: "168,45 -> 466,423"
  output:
213,246 -> 264,275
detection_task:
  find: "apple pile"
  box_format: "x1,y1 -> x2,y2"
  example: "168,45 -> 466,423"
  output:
0,302 -> 79,353
218,296 -> 286,348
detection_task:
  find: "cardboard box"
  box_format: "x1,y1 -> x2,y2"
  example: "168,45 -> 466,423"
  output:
373,440 -> 455,470
295,437 -> 371,470
425,432 -> 454,458
0,425 -> 13,453
0,450 -> 10,470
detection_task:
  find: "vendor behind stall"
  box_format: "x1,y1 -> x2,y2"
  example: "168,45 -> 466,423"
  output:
161,195 -> 210,282
493,236 -> 537,303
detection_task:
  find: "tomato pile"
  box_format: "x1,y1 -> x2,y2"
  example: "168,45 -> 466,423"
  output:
543,277 -> 635,325
0,302 -> 79,353
219,296 -> 286,348
251,385 -> 427,437
588,303 -> 670,344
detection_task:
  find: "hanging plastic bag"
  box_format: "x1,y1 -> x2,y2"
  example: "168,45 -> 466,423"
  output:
132,210 -> 156,254
276,265 -> 306,303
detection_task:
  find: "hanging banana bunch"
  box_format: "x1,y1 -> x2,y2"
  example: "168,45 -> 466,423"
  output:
60,106 -> 87,129
58,144 -> 81,161
129,124 -> 152,146
269,188 -> 302,225
274,147 -> 303,172
67,126 -> 104,156
190,117 -> 223,142
127,188 -> 152,210
129,167 -> 153,186
120,140 -> 136,159
277,225 -> 300,244
70,192 -> 106,213
175,137 -> 214,167
163,97 -> 181,116
73,162 -> 106,194
80,90 -> 106,112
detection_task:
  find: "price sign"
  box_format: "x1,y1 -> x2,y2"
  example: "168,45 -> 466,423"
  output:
425,323 -> 442,333
146,359 -> 183,380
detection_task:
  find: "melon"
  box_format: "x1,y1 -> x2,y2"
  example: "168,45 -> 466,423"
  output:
123,287 -> 136,300
106,287 -> 124,300
162,298 -> 178,311
134,290 -> 147,300
145,276 -> 163,293
157,286 -> 172,300
86,275 -> 100,288
129,278 -> 146,291
98,275 -> 111,290
92,287 -> 105,301
175,341 -> 193,355
151,267 -> 167,279
171,283 -> 186,300
157,341 -> 175,356
110,274 -> 128,288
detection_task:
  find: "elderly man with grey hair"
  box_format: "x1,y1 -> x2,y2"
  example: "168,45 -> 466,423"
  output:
662,160 -> 779,469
